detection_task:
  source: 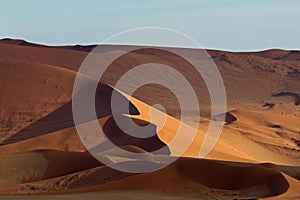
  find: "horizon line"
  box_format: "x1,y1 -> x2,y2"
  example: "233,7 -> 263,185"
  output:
0,37 -> 299,53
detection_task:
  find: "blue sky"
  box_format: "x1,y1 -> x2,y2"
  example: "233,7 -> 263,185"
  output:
1,0 -> 299,51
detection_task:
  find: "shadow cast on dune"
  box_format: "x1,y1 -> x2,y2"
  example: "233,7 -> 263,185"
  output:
57,158 -> 290,199
95,158 -> 290,199
212,112 -> 237,124
272,92 -> 300,106
3,83 -> 139,145
0,154 -> 289,199
100,115 -> 170,154
178,159 -> 289,198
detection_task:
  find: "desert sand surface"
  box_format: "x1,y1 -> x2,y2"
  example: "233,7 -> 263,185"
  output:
0,38 -> 299,199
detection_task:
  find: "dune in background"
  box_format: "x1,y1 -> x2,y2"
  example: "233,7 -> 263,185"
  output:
0,39 -> 300,199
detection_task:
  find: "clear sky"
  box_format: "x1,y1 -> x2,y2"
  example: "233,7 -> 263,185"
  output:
1,0 -> 299,51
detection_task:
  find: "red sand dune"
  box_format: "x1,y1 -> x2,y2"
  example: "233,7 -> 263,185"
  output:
0,39 -> 299,199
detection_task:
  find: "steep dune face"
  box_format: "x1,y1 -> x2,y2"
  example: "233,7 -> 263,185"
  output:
0,40 -> 299,199
0,61 -> 75,143
0,61 -> 139,145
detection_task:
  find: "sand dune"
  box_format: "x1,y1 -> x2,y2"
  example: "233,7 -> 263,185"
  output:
0,61 -> 139,145
0,150 -> 101,186
0,157 -> 292,199
0,39 -> 299,199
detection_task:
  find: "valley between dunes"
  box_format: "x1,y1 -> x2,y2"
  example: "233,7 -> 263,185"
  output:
0,39 -> 300,199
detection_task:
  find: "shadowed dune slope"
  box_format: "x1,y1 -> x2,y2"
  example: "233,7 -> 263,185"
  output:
0,150 -> 101,186
0,61 -> 139,145
0,157 -> 290,199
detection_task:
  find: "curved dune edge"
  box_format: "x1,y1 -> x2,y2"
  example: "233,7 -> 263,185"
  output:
0,156 -> 292,199
123,93 -> 257,163
272,92 -> 300,106
264,173 -> 300,199
125,94 -> 300,165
